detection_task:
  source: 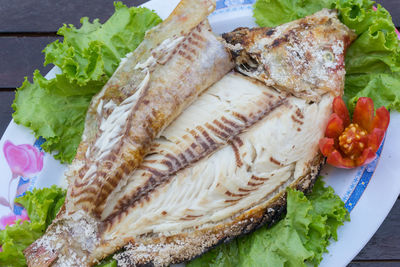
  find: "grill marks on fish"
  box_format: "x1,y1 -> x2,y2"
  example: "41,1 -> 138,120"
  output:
178,30 -> 207,62
291,114 -> 304,125
101,73 -> 286,225
230,137 -> 244,168
66,19 -> 233,216
270,156 -> 283,166
224,175 -> 270,203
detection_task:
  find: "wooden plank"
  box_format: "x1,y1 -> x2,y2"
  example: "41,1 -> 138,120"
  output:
0,0 -> 398,33
376,0 -> 400,27
0,37 -> 60,89
0,0 -> 148,33
0,91 -> 15,135
354,199 -> 400,260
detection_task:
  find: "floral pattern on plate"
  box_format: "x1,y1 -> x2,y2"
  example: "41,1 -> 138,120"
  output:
216,0 -> 255,9
0,140 -> 44,229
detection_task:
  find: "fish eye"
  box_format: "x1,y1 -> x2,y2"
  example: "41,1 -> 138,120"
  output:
323,51 -> 334,61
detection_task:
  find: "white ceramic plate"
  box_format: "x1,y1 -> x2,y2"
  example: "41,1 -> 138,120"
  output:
0,0 -> 399,266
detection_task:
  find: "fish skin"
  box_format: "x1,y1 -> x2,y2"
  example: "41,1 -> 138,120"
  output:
222,9 -> 357,101
24,0 -> 234,266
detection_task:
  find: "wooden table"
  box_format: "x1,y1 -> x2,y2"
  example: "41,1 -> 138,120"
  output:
0,0 -> 399,266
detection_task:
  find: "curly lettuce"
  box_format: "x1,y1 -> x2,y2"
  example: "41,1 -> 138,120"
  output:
0,186 -> 119,267
254,0 -> 336,26
254,0 -> 400,112
188,179 -> 348,267
12,3 -> 162,163
0,186 -> 65,267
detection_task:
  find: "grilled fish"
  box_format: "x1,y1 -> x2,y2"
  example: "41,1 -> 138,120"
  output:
24,4 -> 356,267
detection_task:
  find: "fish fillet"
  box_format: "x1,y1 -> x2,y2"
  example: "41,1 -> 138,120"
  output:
24,5 -> 356,267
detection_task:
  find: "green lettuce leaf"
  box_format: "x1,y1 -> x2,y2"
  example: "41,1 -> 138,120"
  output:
12,3 -> 162,163
43,2 -> 162,85
254,0 -> 335,27
12,71 -> 94,162
0,186 -> 65,267
254,0 -> 400,112
15,186 -> 66,230
337,1 -> 400,110
0,221 -> 41,267
96,259 -> 117,267
344,73 -> 400,111
188,179 -> 348,267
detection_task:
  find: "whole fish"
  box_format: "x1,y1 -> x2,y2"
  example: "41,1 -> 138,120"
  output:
24,5 -> 356,267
